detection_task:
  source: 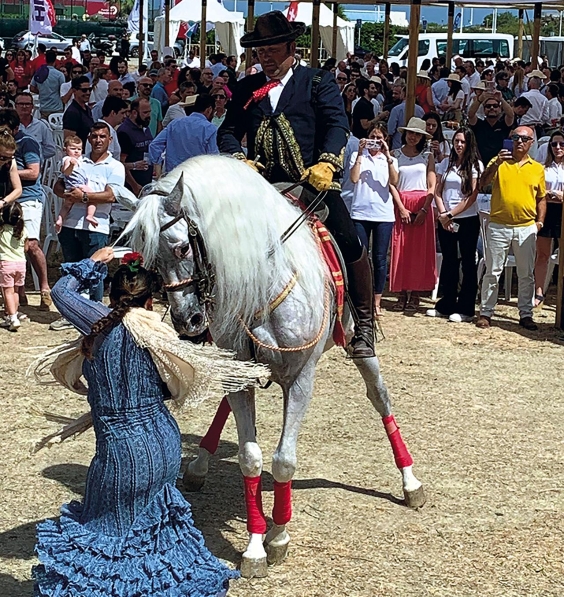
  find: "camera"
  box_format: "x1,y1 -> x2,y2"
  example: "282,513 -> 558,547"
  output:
365,139 -> 381,150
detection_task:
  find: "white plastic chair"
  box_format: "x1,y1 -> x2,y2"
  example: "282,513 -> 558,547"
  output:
48,113 -> 64,130
477,211 -> 516,301
544,247 -> 559,294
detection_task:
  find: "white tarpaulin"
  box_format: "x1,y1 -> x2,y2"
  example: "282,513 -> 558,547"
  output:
154,0 -> 244,60
283,2 -> 354,61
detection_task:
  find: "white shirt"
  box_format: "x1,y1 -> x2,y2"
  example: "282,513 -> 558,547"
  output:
84,119 -> 122,161
267,68 -> 293,111
394,149 -> 429,192
465,71 -> 481,89
520,88 -> 549,125
460,77 -> 471,106
547,96 -> 562,122
341,135 -> 359,212
544,161 -> 564,193
446,89 -> 464,108
536,142 -> 548,164
349,150 -> 397,222
90,78 -> 108,104
162,103 -> 187,127
62,152 -> 125,235
60,81 -> 72,111
432,79 -> 449,114
436,159 -> 483,218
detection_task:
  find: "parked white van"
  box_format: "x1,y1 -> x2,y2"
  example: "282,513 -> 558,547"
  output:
386,33 -> 515,70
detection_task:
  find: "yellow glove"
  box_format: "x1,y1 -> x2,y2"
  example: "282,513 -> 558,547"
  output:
301,162 -> 337,191
243,159 -> 265,173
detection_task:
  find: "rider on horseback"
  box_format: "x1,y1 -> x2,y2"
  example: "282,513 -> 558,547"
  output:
218,11 -> 375,359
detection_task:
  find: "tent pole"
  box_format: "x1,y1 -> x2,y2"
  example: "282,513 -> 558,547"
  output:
201,0 -> 207,68
383,3 -> 391,59
311,0 -> 321,68
164,0 -> 170,48
332,3 -> 338,59
517,9 -> 524,58
405,0 -> 420,122
532,3 -> 542,67
557,207 -> 564,329
446,2 -> 454,68
246,0 -> 254,74
139,0 -> 144,69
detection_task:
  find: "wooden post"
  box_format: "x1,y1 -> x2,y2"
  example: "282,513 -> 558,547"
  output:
517,8 -> 524,58
557,207 -> 564,328
311,0 -> 321,68
246,0 -> 254,74
200,0 -> 207,68
332,3 -> 338,59
531,3 -> 542,68
164,0 -> 170,48
446,2 -> 454,68
138,0 -> 144,68
405,0 -> 420,121
383,3 -> 391,59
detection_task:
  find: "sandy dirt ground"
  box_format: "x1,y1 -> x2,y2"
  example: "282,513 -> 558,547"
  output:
1,290 -> 563,597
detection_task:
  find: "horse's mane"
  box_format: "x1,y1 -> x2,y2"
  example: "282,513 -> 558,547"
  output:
127,155 -> 326,342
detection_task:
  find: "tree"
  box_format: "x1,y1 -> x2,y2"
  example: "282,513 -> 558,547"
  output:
482,11 -> 519,35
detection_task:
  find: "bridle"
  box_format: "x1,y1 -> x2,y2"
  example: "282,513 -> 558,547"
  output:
158,211 -> 216,311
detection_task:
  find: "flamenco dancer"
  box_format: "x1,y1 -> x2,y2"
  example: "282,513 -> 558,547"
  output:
33,248 -> 267,597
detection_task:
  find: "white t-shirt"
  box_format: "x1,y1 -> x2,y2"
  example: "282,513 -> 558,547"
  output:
544,161 -> 564,193
436,159 -> 483,218
349,150 -> 398,223
62,153 -> 125,235
446,89 -> 464,108
341,135 -> 360,212
394,148 -> 429,192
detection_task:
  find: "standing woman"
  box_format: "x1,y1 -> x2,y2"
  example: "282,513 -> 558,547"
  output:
390,117 -> 437,312
341,83 -> 356,130
534,130 -> 564,306
429,127 -> 482,322
349,123 -> 398,317
415,71 -> 435,114
10,50 -> 33,90
423,112 -> 450,163
440,74 -> 464,122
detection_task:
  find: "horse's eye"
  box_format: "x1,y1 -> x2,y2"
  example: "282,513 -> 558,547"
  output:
174,244 -> 191,259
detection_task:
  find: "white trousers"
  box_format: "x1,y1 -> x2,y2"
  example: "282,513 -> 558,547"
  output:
480,222 -> 537,319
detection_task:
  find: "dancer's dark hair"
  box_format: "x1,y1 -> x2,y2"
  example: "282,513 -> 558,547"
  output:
81,265 -> 158,359
0,201 -> 24,240
444,126 -> 481,197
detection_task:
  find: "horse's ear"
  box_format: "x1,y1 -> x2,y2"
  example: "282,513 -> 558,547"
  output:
112,184 -> 141,212
164,173 -> 184,215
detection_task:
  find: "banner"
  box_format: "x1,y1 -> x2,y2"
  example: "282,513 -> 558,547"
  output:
127,0 -> 148,34
287,1 -> 299,22
29,0 -> 56,35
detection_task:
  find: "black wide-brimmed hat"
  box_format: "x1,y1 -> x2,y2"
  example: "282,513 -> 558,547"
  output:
240,11 -> 306,48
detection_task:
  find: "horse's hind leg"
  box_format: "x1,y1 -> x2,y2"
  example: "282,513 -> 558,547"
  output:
354,357 -> 426,509
183,396 -> 232,491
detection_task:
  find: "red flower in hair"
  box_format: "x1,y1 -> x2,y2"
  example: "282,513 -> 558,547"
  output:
121,252 -> 144,272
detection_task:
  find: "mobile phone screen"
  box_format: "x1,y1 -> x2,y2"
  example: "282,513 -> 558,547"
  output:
502,138 -> 513,152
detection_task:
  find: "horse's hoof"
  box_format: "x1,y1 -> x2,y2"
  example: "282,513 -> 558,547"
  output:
182,469 -> 206,492
265,540 -> 289,566
239,556 -> 268,578
404,485 -> 426,509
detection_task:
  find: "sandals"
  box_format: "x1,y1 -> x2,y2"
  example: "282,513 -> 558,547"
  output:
404,292 -> 420,314
534,293 -> 545,308
391,294 -> 407,312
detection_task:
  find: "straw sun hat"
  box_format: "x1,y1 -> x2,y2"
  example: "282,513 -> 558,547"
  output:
398,117 -> 432,137
416,70 -> 431,80
446,73 -> 461,82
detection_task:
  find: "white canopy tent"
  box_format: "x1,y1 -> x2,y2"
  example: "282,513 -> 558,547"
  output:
154,0 -> 245,60
282,2 -> 354,61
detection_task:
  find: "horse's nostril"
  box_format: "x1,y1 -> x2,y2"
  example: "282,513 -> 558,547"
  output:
190,313 -> 204,327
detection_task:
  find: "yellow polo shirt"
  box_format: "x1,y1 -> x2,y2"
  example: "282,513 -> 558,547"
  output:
489,156 -> 546,226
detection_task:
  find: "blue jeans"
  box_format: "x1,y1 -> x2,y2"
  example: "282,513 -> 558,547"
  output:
353,220 -> 394,294
58,227 -> 108,302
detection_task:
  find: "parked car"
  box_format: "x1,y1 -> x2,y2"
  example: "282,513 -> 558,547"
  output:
130,33 -> 184,59
11,31 -> 74,53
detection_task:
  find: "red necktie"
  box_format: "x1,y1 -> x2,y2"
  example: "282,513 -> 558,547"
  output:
243,80 -> 281,110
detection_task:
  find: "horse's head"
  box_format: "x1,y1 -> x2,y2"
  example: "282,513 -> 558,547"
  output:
120,175 -> 210,341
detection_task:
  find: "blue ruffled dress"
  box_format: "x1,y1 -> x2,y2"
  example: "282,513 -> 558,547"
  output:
34,259 -> 239,597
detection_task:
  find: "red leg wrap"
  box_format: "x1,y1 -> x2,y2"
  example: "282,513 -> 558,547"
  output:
243,475 -> 267,534
272,480 -> 292,526
199,396 -> 232,455
383,414 -> 414,469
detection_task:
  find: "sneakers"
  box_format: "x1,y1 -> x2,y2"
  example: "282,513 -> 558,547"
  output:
49,317 -> 74,331
519,316 -> 538,331
0,315 -> 20,331
476,315 -> 491,329
448,313 -> 474,323
39,290 -> 52,312
425,309 -> 448,318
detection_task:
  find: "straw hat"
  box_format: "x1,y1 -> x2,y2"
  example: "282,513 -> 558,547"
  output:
471,81 -> 486,90
179,95 -> 198,107
416,70 -> 431,80
529,69 -> 547,79
369,75 -> 382,85
446,73 -> 461,82
398,117 -> 432,137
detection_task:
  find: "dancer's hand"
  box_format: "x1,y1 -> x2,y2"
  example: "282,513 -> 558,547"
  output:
91,247 -> 115,263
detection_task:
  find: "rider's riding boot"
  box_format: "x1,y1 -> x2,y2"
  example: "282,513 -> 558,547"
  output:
346,247 -> 375,358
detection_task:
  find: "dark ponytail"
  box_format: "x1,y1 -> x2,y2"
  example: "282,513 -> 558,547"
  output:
0,202 -> 24,240
81,265 -> 159,359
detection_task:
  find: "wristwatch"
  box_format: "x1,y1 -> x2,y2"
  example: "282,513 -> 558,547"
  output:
81,191 -> 89,204
447,212 -> 454,220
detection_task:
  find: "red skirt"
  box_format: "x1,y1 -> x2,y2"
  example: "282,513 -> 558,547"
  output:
389,190 -> 437,292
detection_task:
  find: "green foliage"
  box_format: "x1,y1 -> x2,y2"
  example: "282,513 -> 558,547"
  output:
482,11 -> 519,35
358,22 -> 408,56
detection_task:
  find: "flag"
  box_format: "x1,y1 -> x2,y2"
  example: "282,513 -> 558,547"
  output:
29,0 -> 56,35
185,21 -> 199,38
127,0 -> 147,34
287,1 -> 299,22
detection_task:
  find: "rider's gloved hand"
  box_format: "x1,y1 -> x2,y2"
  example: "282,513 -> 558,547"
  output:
242,159 -> 265,173
301,162 -> 336,191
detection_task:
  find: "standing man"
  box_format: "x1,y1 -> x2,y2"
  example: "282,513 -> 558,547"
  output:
134,76 -> 163,137
92,80 -> 123,121
218,11 -> 375,358
117,98 -> 154,196
0,109 -> 51,310
117,59 -> 136,86
388,84 -> 424,149
477,126 -> 546,331
151,68 -> 171,115
15,92 -> 56,160
85,56 -> 100,83
79,34 -> 91,56
520,70 -> 549,156
86,95 -> 128,160
30,50 -> 65,119
63,76 -> 95,144
351,78 -> 379,140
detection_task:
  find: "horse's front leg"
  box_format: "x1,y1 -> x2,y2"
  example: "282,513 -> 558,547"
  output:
354,356 -> 426,508
265,361 -> 316,566
228,388 -> 268,578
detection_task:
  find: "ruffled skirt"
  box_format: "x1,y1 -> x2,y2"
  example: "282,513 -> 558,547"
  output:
34,483 -> 239,597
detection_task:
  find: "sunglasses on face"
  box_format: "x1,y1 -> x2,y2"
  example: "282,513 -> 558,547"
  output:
140,83 -> 153,88
213,94 -> 226,99
78,87 -> 92,92
15,103 -> 32,107
484,104 -> 499,109
551,141 -> 564,148
511,134 -> 533,142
